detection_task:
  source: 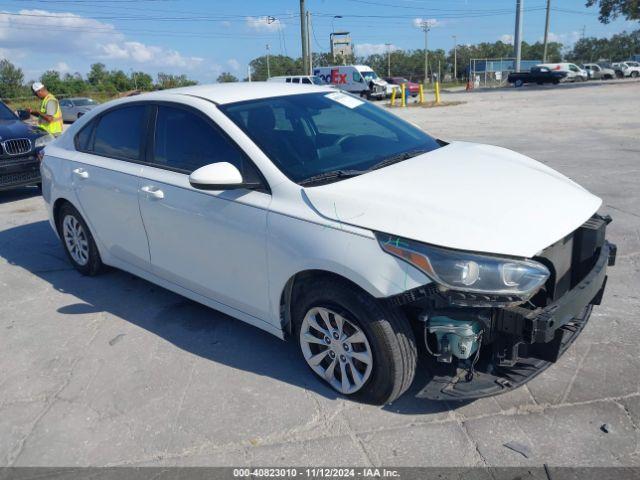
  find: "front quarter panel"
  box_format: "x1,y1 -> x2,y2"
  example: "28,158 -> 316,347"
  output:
266,204 -> 431,327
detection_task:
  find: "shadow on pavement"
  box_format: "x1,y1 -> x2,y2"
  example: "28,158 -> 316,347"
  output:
0,219 -> 458,415
0,186 -> 41,204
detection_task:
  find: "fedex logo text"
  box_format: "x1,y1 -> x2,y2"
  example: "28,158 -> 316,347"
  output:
314,68 -> 348,85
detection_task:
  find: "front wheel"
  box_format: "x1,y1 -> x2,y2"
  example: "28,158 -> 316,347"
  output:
631,71 -> 639,78
293,277 -> 417,405
57,203 -> 103,276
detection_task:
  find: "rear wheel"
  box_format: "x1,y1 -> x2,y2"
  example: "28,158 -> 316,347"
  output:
57,203 -> 103,276
293,277 -> 417,405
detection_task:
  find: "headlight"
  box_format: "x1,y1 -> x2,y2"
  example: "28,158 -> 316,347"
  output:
377,233 -> 550,301
34,134 -> 54,148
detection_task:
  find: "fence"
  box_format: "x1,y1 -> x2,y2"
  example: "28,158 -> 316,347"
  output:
467,58 -> 541,88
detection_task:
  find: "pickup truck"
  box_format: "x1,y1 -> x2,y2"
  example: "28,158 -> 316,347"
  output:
508,66 -> 567,87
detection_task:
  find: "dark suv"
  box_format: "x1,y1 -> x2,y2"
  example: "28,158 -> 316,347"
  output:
0,101 -> 53,191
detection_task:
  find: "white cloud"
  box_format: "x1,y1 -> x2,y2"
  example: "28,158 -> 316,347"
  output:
355,43 -> 399,56
227,58 -> 240,71
412,17 -> 440,29
541,31 -> 581,46
500,34 -> 514,44
0,9 -> 203,70
53,61 -> 70,73
246,16 -> 283,32
220,21 -> 232,28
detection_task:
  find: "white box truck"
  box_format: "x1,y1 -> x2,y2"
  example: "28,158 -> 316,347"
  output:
313,65 -> 396,99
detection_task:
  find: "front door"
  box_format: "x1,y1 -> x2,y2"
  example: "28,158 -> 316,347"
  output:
137,103 -> 271,321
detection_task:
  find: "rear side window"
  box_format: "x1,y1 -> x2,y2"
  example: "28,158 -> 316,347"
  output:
152,105 -> 259,183
292,78 -> 300,84
92,106 -> 146,161
74,119 -> 95,151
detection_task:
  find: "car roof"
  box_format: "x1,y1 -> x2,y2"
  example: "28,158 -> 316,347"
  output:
142,81 -> 333,105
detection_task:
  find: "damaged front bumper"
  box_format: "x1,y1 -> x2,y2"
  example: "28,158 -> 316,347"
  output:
389,214 -> 617,401
417,240 -> 615,401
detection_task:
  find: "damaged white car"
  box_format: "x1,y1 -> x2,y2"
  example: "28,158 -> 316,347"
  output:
41,83 -> 616,404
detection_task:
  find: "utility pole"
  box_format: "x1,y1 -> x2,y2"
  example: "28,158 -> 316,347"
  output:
266,44 -> 271,79
300,0 -> 308,75
385,43 -> 391,77
421,21 -> 431,84
306,11 -> 312,75
452,35 -> 457,81
542,0 -> 551,62
514,0 -> 523,72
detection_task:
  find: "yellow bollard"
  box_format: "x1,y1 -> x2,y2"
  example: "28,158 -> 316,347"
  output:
390,87 -> 396,107
418,84 -> 424,104
401,84 -> 406,107
434,81 -> 441,104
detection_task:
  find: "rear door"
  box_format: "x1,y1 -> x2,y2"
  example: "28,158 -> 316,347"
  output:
72,104 -> 151,270
137,102 -> 272,320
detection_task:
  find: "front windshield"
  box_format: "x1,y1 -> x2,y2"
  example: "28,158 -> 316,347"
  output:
0,102 -> 17,121
221,92 -> 441,184
361,71 -> 378,81
73,98 -> 97,106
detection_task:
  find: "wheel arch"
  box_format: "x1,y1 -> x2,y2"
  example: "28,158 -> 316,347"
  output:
279,269 -> 382,339
52,197 -> 74,233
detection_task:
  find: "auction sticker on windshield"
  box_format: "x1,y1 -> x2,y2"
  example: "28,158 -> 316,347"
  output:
325,91 -> 364,109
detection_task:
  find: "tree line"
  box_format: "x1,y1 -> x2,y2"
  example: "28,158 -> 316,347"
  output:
0,61 -> 198,100
1,28 -> 638,99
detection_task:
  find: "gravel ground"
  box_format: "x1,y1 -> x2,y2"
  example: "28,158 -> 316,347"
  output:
0,80 -> 639,468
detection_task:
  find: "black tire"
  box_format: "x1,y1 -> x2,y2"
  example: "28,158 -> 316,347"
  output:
57,202 -> 103,276
514,79 -> 523,88
631,71 -> 639,78
292,277 -> 417,405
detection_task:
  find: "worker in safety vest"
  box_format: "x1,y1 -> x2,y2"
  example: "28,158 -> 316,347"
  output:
28,82 -> 63,136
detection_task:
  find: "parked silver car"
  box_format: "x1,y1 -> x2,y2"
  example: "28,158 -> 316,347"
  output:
59,97 -> 99,123
583,63 -> 615,80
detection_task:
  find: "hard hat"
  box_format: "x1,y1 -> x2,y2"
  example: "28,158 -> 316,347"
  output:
31,82 -> 44,93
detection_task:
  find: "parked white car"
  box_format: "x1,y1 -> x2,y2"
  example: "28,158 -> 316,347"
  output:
41,83 -> 615,404
537,63 -> 588,82
267,75 -> 329,86
582,63 -> 616,80
611,61 -> 640,78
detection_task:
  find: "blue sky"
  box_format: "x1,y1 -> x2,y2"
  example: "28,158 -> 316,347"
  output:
0,0 -> 636,82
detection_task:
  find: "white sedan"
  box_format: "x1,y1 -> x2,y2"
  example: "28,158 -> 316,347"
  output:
41,82 -> 615,404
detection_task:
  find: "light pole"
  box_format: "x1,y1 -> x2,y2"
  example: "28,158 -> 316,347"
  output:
452,35 -> 457,82
300,0 -> 308,75
385,43 -> 391,77
331,15 -> 342,61
514,0 -> 523,72
542,0 -> 551,62
266,44 -> 271,79
421,21 -> 431,84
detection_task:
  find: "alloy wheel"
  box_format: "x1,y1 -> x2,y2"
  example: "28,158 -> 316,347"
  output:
299,307 -> 373,394
62,214 -> 89,266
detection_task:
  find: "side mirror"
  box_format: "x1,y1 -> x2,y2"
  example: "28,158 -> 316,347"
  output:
16,109 -> 30,121
189,162 -> 252,191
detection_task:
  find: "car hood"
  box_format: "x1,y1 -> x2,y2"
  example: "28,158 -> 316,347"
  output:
0,119 -> 43,140
303,141 -> 602,258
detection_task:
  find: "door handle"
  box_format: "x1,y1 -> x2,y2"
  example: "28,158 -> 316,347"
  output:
72,168 -> 89,179
140,185 -> 164,200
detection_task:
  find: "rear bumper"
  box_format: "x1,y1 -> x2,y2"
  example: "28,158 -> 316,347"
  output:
0,154 -> 41,191
417,240 -> 615,401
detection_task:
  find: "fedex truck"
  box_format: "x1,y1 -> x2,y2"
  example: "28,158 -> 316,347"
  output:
313,65 -> 395,100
